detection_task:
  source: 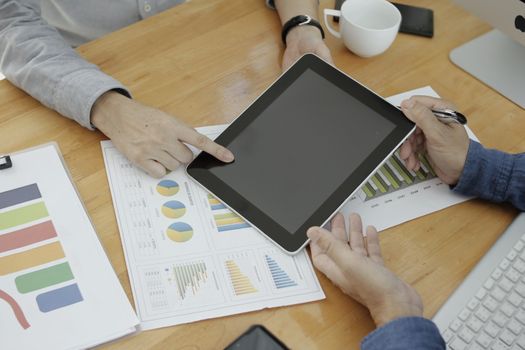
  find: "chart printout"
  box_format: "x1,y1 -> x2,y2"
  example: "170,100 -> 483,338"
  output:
0,145 -> 138,350
339,86 -> 477,231
102,130 -> 325,330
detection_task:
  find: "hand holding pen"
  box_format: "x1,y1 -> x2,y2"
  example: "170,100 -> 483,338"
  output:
398,96 -> 470,185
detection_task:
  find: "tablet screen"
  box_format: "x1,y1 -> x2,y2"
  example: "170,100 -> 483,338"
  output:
208,69 -> 395,233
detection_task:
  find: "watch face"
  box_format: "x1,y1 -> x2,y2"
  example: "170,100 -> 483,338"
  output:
297,15 -> 310,24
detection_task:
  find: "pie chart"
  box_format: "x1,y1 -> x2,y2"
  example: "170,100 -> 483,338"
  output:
161,201 -> 186,219
156,179 -> 179,196
167,222 -> 193,242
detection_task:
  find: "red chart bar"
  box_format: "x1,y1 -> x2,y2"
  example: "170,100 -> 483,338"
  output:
0,221 -> 57,253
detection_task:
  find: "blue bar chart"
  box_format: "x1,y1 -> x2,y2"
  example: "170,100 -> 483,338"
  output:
265,255 -> 298,289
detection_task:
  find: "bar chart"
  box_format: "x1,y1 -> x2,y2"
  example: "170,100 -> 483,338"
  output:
265,255 -> 298,289
171,261 -> 209,300
0,183 -> 83,330
208,194 -> 251,232
359,152 -> 437,201
225,260 -> 258,296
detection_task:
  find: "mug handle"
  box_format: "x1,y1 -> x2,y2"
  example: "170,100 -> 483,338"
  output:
323,9 -> 342,38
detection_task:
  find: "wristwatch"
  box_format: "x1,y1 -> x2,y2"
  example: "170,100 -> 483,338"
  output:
281,15 -> 325,46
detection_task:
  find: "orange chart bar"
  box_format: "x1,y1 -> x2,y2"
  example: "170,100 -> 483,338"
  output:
0,241 -> 65,276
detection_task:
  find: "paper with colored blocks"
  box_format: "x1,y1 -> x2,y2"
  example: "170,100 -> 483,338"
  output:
102,127 -> 325,330
0,144 -> 138,350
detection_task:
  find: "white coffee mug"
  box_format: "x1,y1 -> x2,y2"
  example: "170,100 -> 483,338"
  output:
324,0 -> 401,57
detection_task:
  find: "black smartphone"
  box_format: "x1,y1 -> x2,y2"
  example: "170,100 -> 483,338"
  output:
224,325 -> 289,350
333,1 -> 434,38
391,2 -> 434,38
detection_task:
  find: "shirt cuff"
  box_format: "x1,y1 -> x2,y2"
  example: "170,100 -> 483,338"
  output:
53,69 -> 131,130
361,317 -> 445,350
453,140 -> 514,202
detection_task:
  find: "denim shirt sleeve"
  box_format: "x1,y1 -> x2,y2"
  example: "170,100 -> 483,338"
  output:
0,1 -> 131,130
453,140 -> 525,211
361,317 -> 445,350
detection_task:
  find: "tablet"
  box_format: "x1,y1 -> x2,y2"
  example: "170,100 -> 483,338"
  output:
187,54 -> 415,254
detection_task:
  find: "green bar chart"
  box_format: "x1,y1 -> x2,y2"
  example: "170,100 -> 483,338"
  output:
359,152 -> 437,201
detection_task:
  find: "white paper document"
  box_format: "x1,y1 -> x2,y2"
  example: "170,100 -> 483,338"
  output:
0,144 -> 138,350
340,86 -> 478,231
102,128 -> 325,330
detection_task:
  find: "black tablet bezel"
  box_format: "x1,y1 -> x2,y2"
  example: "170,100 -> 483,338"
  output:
187,54 -> 414,254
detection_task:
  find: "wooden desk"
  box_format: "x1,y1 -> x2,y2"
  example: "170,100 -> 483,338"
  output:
0,0 -> 522,348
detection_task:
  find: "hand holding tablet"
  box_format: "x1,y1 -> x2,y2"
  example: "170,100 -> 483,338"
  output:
187,54 -> 415,254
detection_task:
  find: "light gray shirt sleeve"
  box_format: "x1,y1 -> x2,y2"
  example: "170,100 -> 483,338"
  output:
0,0 -> 130,130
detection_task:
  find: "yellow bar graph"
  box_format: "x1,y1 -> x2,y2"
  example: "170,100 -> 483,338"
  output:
225,260 -> 257,295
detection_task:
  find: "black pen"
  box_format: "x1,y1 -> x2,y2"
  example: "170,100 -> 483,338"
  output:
398,106 -> 467,125
430,108 -> 467,125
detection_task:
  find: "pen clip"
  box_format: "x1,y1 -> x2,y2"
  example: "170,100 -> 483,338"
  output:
431,109 -> 467,125
0,155 -> 12,170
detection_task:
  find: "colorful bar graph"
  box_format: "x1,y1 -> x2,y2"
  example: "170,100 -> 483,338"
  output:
213,213 -> 251,232
217,223 -> 251,232
36,283 -> 83,313
0,183 -> 84,320
208,195 -> 227,210
172,261 -> 208,300
360,153 -> 437,201
225,260 -> 258,295
0,183 -> 41,210
0,241 -> 65,276
265,255 -> 298,289
15,262 -> 74,294
208,197 -> 251,232
0,221 -> 57,253
0,202 -> 49,230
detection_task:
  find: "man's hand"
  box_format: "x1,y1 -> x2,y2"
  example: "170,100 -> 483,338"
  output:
282,25 -> 333,71
398,96 -> 470,185
307,213 -> 423,327
91,91 -> 234,178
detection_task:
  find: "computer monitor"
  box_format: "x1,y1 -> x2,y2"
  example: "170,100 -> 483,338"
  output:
451,0 -> 525,108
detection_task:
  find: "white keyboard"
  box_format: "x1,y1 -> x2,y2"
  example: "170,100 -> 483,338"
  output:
434,213 -> 525,350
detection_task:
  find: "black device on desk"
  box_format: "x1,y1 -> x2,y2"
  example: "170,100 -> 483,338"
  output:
187,54 -> 414,254
224,325 -> 289,350
334,0 -> 434,38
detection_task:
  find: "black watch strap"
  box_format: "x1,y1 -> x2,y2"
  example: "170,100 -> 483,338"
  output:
281,15 -> 325,46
